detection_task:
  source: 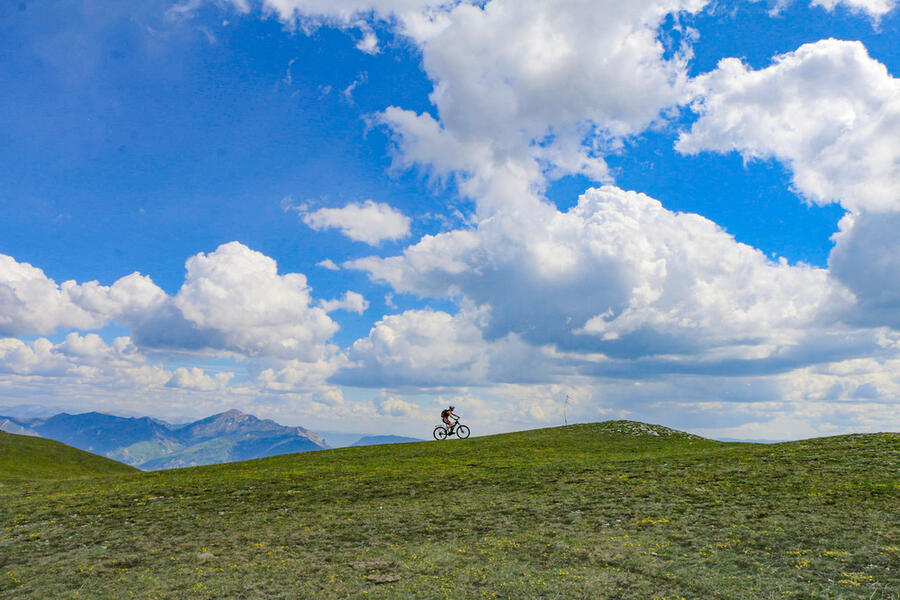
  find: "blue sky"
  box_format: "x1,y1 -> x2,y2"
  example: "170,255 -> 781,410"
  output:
1,0 -> 898,439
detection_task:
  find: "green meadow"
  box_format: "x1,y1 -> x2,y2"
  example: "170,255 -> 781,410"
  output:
1,422 -> 898,599
0,431 -> 137,483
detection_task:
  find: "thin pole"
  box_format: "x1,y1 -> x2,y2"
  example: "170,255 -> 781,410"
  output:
564,394 -> 569,426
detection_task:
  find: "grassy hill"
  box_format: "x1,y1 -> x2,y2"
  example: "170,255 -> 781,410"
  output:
0,431 -> 137,483
1,421 -> 898,599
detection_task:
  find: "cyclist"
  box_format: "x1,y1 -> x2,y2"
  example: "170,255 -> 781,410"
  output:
441,406 -> 458,434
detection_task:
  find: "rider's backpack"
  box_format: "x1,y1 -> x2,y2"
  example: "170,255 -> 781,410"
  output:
441,409 -> 450,419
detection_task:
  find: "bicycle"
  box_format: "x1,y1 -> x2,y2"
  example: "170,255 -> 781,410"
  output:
433,418 -> 470,440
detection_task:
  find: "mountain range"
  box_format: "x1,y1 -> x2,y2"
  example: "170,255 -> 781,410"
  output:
0,409 -> 328,470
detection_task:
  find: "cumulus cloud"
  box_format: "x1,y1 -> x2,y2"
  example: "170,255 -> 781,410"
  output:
678,39 -> 900,330
320,291 -> 369,314
678,39 -> 900,214
317,259 -> 340,271
349,186 -> 853,374
299,200 -> 411,244
0,254 -> 165,336
355,30 -> 380,53
1,244 -> 348,395
375,393 -> 419,416
0,333 -> 171,386
166,367 -> 234,391
132,242 -> 339,361
253,356 -> 349,392
380,0 -> 709,213
337,306 -> 551,387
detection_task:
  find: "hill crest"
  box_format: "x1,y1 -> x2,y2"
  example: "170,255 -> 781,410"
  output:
0,430 -> 137,482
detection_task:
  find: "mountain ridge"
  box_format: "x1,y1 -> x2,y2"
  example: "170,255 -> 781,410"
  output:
0,409 -> 328,470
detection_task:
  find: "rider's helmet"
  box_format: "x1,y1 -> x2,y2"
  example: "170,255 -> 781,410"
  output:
449,406 -> 455,410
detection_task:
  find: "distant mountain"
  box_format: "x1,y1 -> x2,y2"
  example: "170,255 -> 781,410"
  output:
318,430 -> 369,448
352,435 -> 423,446
141,410 -> 327,470
29,412 -> 175,456
0,416 -> 41,437
0,404 -> 64,419
5,409 -> 328,470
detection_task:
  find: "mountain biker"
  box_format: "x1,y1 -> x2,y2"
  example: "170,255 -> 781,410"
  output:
441,406 -> 458,434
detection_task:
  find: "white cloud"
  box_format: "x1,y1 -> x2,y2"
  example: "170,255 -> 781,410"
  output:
810,0 -> 898,18
341,308 -> 491,386
676,39 -> 900,330
341,71 -> 368,103
317,258 -> 341,271
349,186 -> 853,372
678,39 -> 900,214
375,393 -> 419,416
166,367 -> 234,391
417,0 -> 704,138
337,306 -> 551,387
254,357 -> 345,391
299,200 -> 411,244
320,290 -> 369,314
355,30 -> 379,54
1,244 -> 347,395
375,0 -> 710,217
0,333 -> 171,386
134,242 -> 339,361
0,254 -> 165,336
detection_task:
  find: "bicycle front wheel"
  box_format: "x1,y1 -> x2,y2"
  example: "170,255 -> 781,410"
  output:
433,426 -> 448,440
456,425 -> 470,439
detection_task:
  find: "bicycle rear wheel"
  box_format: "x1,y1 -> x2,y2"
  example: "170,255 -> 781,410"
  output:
433,426 -> 448,440
456,425 -> 470,439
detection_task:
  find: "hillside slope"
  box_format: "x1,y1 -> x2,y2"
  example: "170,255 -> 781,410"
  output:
1,421 -> 898,599
29,412 -> 176,456
0,431 -> 138,483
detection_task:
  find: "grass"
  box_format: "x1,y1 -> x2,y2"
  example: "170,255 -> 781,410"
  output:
0,431 -> 137,483
1,421 -> 898,599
